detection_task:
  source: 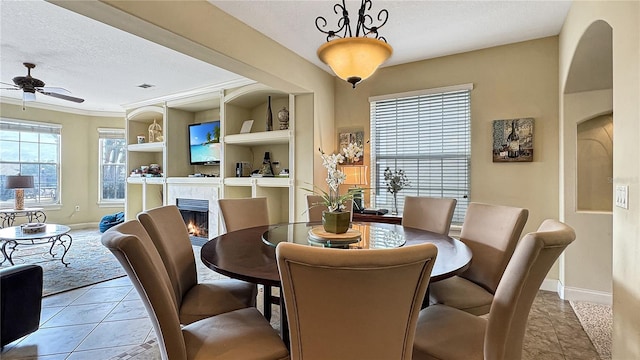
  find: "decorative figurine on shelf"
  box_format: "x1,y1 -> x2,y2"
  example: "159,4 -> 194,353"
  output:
384,167 -> 410,215
258,152 -> 274,177
148,119 -> 162,143
278,106 -> 289,130
266,96 -> 273,131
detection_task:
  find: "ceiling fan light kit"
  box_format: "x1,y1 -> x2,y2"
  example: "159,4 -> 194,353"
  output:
1,62 -> 85,107
315,0 -> 393,88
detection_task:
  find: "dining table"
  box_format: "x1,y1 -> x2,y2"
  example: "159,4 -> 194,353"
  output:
200,221 -> 472,345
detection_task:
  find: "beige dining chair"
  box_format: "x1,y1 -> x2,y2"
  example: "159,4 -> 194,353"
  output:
413,219 -> 576,360
428,202 -> 528,315
305,194 -> 353,222
277,242 -> 438,360
101,220 -> 289,360
137,205 -> 257,325
218,197 -> 278,320
402,196 -> 457,235
218,197 -> 270,232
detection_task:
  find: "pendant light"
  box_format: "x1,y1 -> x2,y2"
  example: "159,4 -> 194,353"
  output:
316,0 -> 393,88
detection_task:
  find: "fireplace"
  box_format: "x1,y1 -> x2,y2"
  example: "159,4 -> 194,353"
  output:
176,198 -> 209,240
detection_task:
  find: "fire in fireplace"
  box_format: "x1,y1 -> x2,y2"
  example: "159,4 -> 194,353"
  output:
176,198 -> 209,239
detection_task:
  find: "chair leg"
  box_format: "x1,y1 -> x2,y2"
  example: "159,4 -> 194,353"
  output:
263,285 -> 272,321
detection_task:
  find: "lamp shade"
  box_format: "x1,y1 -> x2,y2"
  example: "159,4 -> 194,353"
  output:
342,165 -> 368,186
5,175 -> 34,189
317,37 -> 392,88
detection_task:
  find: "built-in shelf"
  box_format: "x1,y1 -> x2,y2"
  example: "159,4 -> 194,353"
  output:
127,176 -> 165,184
224,130 -> 291,145
224,177 -> 253,186
127,142 -> 164,152
256,177 -> 291,187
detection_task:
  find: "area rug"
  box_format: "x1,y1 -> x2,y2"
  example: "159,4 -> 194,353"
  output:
571,300 -> 613,360
0,228 -> 126,296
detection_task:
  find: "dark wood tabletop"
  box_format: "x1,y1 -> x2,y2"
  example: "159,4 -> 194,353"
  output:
200,222 -> 472,287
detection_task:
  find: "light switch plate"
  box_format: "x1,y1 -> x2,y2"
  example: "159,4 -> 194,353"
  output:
615,185 -> 629,209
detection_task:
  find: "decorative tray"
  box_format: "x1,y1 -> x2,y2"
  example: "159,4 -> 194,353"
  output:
308,226 -> 361,247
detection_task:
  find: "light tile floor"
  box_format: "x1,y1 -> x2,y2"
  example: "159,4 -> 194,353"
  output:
1,277 -> 602,360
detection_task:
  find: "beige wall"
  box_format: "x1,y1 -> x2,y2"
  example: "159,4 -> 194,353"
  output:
560,1 -> 640,358
1,102 -> 125,226
335,36 -> 561,268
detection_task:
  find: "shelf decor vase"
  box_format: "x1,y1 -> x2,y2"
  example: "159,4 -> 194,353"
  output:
322,210 -> 351,234
266,96 -> 273,131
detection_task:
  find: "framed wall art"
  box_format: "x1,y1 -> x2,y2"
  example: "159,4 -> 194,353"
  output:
338,128 -> 365,165
492,118 -> 534,162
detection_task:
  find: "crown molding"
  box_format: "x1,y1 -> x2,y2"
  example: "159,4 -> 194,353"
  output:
0,96 -> 125,118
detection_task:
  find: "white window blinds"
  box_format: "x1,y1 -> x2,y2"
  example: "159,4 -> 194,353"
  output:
369,84 -> 472,224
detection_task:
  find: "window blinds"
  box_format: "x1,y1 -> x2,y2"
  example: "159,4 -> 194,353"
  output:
370,85 -> 471,224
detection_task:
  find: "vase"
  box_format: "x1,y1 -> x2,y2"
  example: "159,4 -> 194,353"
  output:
391,192 -> 398,215
322,210 -> 351,234
266,96 -> 273,131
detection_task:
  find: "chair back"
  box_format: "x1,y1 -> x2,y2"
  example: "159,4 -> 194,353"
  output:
485,219 -> 576,360
137,205 -> 197,307
218,197 -> 270,232
101,220 -> 186,360
402,196 -> 457,235
459,202 -> 528,293
277,242 -> 438,360
305,194 -> 353,222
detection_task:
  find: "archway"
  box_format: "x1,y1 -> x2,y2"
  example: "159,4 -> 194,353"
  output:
561,20 -> 613,303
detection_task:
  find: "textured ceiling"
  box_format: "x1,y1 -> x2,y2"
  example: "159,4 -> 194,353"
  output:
1,0 -> 572,114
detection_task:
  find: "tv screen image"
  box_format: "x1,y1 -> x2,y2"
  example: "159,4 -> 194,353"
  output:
189,121 -> 221,165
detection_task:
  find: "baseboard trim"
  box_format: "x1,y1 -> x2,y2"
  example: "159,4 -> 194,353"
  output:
68,222 -> 100,230
561,286 -> 612,305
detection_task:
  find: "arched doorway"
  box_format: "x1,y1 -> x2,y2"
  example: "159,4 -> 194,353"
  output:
561,20 -> 613,303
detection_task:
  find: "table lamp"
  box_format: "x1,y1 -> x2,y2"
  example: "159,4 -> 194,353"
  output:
6,175 -> 34,210
342,165 -> 368,212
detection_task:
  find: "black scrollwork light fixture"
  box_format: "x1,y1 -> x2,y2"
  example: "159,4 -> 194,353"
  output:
316,0 -> 393,88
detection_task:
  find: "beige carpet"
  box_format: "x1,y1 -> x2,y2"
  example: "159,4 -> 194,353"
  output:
571,300 -> 613,360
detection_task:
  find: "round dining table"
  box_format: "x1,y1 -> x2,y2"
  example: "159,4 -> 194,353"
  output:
200,221 -> 472,345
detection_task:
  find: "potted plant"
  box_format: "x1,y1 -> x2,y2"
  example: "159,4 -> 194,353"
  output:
307,145 -> 363,233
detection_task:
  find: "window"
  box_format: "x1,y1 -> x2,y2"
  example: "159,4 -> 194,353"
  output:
369,84 -> 472,224
98,128 -> 126,204
0,119 -> 61,206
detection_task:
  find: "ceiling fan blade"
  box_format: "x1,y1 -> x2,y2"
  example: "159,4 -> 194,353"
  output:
38,87 -> 71,95
0,87 -> 21,90
1,81 -> 19,89
40,90 -> 85,103
23,91 -> 36,102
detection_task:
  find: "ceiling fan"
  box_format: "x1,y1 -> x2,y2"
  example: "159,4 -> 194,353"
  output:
1,62 -> 84,103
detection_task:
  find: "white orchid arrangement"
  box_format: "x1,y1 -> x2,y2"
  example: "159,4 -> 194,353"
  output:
305,145 -> 363,213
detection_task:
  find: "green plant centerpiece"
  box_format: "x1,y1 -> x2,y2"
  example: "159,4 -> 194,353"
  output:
307,146 -> 362,233
384,167 -> 410,215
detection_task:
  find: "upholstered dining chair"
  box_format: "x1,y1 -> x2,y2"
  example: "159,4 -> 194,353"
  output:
402,196 -> 457,235
413,219 -> 576,360
137,205 -> 257,325
218,197 -> 270,232
305,194 -> 353,222
102,220 -> 289,360
428,202 -> 528,315
218,197 -> 278,320
277,242 -> 438,360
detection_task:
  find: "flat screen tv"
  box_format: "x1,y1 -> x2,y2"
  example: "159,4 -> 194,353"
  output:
188,121 -> 221,165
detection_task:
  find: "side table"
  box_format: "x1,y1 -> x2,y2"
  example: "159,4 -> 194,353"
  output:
0,208 -> 47,228
0,224 -> 72,267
